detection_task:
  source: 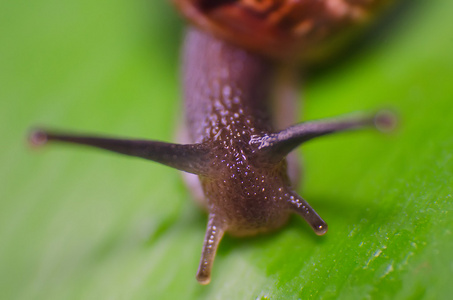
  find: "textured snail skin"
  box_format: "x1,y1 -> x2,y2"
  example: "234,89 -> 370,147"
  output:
183,27 -> 291,235
29,0 -> 395,285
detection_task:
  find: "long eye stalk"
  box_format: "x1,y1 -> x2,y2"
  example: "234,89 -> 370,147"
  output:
28,129 -> 211,175
252,110 -> 395,162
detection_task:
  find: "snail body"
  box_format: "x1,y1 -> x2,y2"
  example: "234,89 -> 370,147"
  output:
30,0 -> 394,284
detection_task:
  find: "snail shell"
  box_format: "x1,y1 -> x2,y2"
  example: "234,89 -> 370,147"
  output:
173,0 -> 393,61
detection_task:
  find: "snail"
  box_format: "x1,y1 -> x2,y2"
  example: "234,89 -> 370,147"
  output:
29,0 -> 395,285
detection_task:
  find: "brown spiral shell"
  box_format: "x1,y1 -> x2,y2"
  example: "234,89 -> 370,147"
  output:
173,0 -> 393,62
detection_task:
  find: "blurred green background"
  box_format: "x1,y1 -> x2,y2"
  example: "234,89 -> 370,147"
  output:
1,0 -> 452,299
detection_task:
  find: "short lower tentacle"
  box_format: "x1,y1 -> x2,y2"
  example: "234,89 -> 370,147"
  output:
196,213 -> 225,285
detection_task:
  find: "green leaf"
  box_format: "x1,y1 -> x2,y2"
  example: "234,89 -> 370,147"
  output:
1,0 -> 451,299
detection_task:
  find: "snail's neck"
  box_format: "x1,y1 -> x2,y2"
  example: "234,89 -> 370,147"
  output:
182,27 -> 284,144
